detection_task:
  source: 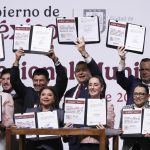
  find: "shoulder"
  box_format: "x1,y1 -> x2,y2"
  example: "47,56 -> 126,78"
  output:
65,86 -> 77,94
0,92 -> 13,103
26,107 -> 38,113
122,104 -> 134,109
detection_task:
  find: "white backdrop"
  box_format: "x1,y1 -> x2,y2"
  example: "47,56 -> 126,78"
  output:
0,0 -> 149,149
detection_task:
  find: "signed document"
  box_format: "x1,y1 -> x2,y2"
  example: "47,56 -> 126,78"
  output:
14,112 -> 36,138
142,108 -> 150,134
57,18 -> 77,43
86,98 -> 107,126
57,16 -> 100,44
30,26 -> 53,54
0,34 -> 5,61
13,25 -> 31,51
122,108 -> 142,134
64,98 -> 85,125
125,24 -> 146,53
106,20 -> 127,47
37,111 -> 59,137
78,16 -> 100,42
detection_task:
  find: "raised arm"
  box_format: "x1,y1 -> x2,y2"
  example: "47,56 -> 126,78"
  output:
10,49 -> 28,97
75,37 -> 106,97
47,48 -> 68,105
116,47 -> 131,90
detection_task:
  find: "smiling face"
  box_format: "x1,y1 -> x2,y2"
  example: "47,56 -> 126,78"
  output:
1,73 -> 13,92
33,75 -> 49,92
75,63 -> 91,84
88,77 -> 103,98
40,88 -> 55,109
133,86 -> 149,107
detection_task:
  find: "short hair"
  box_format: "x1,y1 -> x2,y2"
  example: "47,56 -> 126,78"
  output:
133,83 -> 149,95
39,86 -> 59,109
0,68 -> 11,78
32,68 -> 49,81
140,58 -> 150,64
75,61 -> 88,72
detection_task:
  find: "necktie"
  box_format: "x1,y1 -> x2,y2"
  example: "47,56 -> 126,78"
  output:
75,84 -> 82,98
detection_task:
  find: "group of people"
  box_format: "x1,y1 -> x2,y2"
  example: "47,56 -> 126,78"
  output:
0,37 -> 150,150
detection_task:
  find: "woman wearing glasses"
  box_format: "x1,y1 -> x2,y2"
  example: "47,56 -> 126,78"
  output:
120,83 -> 150,150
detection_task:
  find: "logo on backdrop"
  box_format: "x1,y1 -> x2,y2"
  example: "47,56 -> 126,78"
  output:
83,9 -> 106,33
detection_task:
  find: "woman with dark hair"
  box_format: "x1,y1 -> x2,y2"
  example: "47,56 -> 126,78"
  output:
120,83 -> 150,150
64,76 -> 121,150
25,86 -> 64,150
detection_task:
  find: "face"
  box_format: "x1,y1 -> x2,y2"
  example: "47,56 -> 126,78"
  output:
1,73 -> 13,92
40,89 -> 55,108
140,61 -> 150,84
88,77 -> 103,98
133,86 -> 149,107
33,75 -> 49,92
75,64 -> 91,84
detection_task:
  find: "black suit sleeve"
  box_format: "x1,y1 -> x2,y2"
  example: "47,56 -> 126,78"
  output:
87,58 -> 106,98
54,63 -> 68,103
116,70 -> 132,91
10,66 -> 28,98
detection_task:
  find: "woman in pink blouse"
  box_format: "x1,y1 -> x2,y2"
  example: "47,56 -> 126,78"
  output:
0,91 -> 14,150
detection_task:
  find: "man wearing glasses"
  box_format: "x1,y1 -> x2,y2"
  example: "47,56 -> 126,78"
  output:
116,47 -> 150,105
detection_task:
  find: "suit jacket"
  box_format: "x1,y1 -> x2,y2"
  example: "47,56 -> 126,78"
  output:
26,107 -> 64,150
65,58 -> 106,99
64,58 -> 106,150
10,63 -> 68,112
116,70 -> 142,105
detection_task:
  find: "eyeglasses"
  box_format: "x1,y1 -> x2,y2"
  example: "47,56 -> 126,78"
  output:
133,92 -> 147,97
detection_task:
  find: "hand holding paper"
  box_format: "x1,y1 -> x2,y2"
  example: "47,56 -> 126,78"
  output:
13,48 -> 25,66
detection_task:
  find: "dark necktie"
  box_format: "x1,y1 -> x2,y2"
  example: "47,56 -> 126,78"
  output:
75,84 -> 82,98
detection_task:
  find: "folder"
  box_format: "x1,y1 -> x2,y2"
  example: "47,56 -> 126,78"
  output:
106,19 -> 146,54
56,16 -> 100,44
13,25 -> 54,54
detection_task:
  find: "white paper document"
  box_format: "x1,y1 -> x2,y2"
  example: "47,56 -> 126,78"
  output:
86,98 -> 107,126
0,34 -> 4,61
122,108 -> 142,134
13,25 -> 31,50
64,98 -> 85,125
142,108 -> 150,134
37,111 -> 59,137
14,112 -> 36,138
78,16 -> 99,42
31,26 -> 53,53
107,20 -> 127,47
57,18 -> 77,42
125,24 -> 146,53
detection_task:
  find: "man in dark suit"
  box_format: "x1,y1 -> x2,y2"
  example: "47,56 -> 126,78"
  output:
63,37 -> 106,150
116,46 -> 150,105
64,37 -> 106,100
10,47 -> 68,112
